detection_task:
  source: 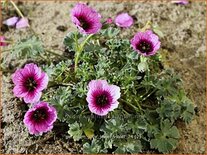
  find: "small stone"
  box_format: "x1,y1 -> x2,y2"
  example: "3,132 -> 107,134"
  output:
56,25 -> 67,32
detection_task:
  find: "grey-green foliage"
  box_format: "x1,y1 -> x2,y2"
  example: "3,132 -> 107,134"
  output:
150,119 -> 180,153
1,36 -> 44,70
11,36 -> 43,59
12,25 -> 195,154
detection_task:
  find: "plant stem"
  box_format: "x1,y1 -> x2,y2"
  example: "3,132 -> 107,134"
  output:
141,89 -> 157,102
74,33 -> 93,73
140,20 -> 151,32
80,34 -> 93,51
120,98 -> 140,112
1,48 -> 13,53
10,1 -> 24,18
45,49 -> 64,58
135,99 -> 143,111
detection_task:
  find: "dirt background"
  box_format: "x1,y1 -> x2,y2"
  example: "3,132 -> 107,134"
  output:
1,0 -> 206,154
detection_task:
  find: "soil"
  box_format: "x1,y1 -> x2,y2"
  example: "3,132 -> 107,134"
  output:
1,1 -> 206,154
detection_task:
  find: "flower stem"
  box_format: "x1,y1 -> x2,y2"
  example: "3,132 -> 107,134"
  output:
45,49 -> 64,59
120,98 -> 140,112
74,33 -> 93,73
10,1 -> 24,18
141,89 -> 157,102
140,20 -> 151,32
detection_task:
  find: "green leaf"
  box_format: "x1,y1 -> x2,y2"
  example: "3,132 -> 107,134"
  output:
180,102 -> 195,123
63,32 -> 83,51
68,122 -> 83,141
83,138 -> 107,154
127,51 -> 139,60
100,27 -> 120,38
81,118 -> 95,140
150,119 -> 180,153
83,129 -> 94,140
138,61 -> 148,72
156,99 -> 181,122
150,137 -> 177,153
10,36 -> 43,59
114,138 -> 142,153
126,115 -> 147,134
152,25 -> 164,38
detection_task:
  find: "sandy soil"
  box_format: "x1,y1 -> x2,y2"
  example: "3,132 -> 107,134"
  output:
1,1 -> 206,154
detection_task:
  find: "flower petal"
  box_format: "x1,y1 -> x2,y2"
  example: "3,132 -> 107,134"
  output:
3,17 -> 19,26
0,36 -> 8,46
23,91 -> 42,104
11,69 -> 24,85
88,103 -> 109,116
104,85 -> 121,103
88,80 -> 107,91
109,101 -> 119,111
36,72 -> 49,91
13,85 -> 28,98
115,13 -> 133,28
16,18 -> 29,29
22,63 -> 42,79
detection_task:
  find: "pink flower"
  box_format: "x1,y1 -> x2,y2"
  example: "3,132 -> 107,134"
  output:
86,80 -> 121,116
16,18 -> 29,29
0,36 -> 8,46
23,101 -> 57,135
12,63 -> 49,104
3,17 -> 29,29
71,3 -> 102,34
3,16 -> 19,26
130,30 -> 161,56
115,13 -> 134,28
171,0 -> 189,5
106,18 -> 113,24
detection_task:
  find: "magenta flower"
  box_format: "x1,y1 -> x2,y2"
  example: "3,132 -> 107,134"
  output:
86,80 -> 121,116
12,63 -> 49,104
3,17 -> 29,29
71,3 -> 102,34
0,36 -> 8,46
115,13 -> 134,28
171,0 -> 189,5
23,101 -> 57,135
130,30 -> 161,56
106,18 -> 113,24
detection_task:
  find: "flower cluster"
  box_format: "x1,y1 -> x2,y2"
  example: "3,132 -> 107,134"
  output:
12,63 -> 57,135
8,3 -> 195,154
11,2 -> 162,135
70,3 -> 160,56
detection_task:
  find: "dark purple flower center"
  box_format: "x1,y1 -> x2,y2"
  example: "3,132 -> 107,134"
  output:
78,16 -> 91,31
95,93 -> 109,107
136,40 -> 153,54
32,108 -> 47,121
25,77 -> 37,92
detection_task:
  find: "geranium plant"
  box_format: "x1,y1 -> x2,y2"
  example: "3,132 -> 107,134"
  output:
1,2 -> 195,154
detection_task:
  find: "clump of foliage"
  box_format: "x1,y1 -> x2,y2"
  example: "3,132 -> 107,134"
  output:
1,3 -> 195,154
